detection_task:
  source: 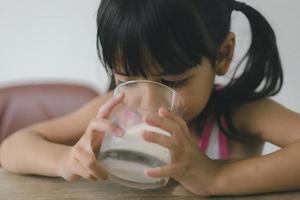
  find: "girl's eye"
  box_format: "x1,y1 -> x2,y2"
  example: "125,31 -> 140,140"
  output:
160,78 -> 188,88
116,78 -> 189,88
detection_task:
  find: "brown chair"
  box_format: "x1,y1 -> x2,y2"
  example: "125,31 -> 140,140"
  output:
0,83 -> 99,145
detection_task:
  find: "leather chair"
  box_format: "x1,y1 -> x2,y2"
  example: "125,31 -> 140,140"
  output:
0,84 -> 99,145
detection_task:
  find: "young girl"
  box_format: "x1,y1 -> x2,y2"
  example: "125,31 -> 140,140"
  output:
1,0 -> 300,196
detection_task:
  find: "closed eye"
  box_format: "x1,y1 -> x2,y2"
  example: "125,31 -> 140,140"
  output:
115,78 -> 190,88
160,78 -> 189,88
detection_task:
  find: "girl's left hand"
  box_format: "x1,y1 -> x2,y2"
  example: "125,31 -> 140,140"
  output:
142,107 -> 221,196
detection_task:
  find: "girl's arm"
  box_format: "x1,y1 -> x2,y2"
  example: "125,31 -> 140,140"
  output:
212,98 -> 300,195
0,94 -> 110,177
142,98 -> 300,196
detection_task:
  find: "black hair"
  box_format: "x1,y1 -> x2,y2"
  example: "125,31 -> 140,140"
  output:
96,0 -> 283,141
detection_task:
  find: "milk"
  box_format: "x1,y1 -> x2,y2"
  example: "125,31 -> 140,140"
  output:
99,123 -> 171,187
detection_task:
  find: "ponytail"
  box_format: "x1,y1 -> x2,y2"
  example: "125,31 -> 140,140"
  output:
214,1 -> 283,140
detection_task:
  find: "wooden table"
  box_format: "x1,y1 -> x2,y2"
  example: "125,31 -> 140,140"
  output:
0,169 -> 299,200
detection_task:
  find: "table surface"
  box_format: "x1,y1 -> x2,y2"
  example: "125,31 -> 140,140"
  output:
0,169 -> 300,200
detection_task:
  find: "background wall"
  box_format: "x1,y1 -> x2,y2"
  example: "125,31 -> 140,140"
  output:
0,0 -> 107,92
0,0 -> 299,154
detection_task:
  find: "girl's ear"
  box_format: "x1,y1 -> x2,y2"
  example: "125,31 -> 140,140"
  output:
216,32 -> 236,75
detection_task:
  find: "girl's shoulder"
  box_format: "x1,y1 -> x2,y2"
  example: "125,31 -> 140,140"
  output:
231,98 -> 300,147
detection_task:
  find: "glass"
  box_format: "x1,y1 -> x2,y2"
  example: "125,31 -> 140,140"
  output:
98,80 -> 184,190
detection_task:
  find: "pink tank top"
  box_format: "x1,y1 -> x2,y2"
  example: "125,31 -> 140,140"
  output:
197,115 -> 229,160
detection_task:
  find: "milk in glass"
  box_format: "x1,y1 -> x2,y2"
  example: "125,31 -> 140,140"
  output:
99,122 -> 171,188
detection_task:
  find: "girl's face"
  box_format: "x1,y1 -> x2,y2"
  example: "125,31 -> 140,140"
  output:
113,57 -> 216,123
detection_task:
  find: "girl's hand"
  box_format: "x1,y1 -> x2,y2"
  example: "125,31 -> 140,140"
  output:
143,108 -> 221,196
57,93 -> 125,182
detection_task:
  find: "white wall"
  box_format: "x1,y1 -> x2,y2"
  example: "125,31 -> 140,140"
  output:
0,0 -> 108,93
0,0 -> 299,154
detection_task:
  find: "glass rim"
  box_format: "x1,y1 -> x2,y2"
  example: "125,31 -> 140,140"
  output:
113,80 -> 186,116
113,80 -> 184,111
114,79 -> 179,96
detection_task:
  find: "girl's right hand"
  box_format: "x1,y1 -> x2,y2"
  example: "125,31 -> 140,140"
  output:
57,93 -> 125,182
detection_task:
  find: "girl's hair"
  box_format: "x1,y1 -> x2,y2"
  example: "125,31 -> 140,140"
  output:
96,0 -> 283,141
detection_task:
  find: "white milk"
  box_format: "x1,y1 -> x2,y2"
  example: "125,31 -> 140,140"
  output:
100,123 -> 171,184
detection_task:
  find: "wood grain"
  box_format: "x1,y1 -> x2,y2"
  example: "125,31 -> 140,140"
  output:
0,169 -> 299,200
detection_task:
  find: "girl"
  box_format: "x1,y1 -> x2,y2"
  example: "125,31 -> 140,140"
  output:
1,0 -> 300,196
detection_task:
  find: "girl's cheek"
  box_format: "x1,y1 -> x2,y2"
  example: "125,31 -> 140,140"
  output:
182,94 -> 209,122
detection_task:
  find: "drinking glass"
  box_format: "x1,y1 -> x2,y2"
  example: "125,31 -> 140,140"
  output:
98,80 -> 183,189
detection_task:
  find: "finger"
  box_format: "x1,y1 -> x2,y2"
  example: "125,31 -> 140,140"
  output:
159,107 -> 190,135
96,93 -> 124,119
82,119 -> 119,153
73,146 -> 108,180
142,130 -> 175,150
73,157 -> 98,181
63,155 -> 97,181
143,114 -> 185,142
82,118 -> 124,157
145,164 -> 181,178
87,118 -> 124,139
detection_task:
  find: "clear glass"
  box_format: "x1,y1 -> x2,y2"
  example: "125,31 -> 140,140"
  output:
98,80 -> 184,190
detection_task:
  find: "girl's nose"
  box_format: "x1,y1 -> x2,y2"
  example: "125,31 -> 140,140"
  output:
139,86 -> 164,114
